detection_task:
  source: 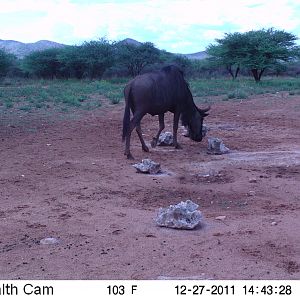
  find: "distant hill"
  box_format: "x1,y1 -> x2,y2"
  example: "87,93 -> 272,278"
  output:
119,38 -> 208,60
0,39 -> 66,58
0,38 -> 207,60
183,51 -> 209,60
119,38 -> 142,46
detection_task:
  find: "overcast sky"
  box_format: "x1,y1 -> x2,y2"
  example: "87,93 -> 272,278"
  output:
1,0 -> 300,54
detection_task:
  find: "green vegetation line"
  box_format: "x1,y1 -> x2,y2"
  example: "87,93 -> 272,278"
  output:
1,77 -> 300,113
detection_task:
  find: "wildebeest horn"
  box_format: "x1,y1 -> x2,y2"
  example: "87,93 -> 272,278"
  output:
197,105 -> 211,113
201,105 -> 211,112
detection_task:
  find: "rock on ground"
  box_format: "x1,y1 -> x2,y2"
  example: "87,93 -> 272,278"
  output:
156,200 -> 202,229
207,137 -> 230,155
40,237 -> 60,245
133,159 -> 161,174
157,132 -> 173,146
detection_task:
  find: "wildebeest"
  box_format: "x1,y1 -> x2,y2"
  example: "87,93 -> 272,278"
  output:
122,65 -> 210,159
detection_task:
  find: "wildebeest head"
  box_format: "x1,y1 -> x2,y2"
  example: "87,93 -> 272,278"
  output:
186,106 -> 210,142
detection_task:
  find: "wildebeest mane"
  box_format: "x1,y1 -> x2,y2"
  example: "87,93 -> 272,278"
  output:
156,65 -> 198,128
154,66 -> 193,107
151,65 -> 187,101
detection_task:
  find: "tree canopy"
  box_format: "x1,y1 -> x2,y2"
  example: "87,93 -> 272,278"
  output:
79,39 -> 115,79
22,38 -> 115,79
207,28 -> 300,81
116,42 -> 161,76
3,30 -> 299,81
207,32 -> 245,79
22,48 -> 63,79
0,49 -> 16,78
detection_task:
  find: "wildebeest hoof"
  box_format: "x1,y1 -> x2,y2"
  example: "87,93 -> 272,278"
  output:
126,153 -> 134,160
142,145 -> 149,152
174,143 -> 182,149
151,138 -> 157,148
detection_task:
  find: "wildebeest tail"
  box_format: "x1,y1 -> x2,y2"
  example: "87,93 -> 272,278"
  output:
122,85 -> 131,142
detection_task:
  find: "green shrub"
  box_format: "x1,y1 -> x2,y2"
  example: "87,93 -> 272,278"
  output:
1,77 -> 300,114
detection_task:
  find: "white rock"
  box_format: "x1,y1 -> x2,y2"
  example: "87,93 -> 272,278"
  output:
202,124 -> 209,137
40,237 -> 60,245
215,215 -> 226,220
207,137 -> 230,155
157,132 -> 173,146
156,200 -> 202,229
133,159 -> 161,174
247,190 -> 256,196
249,177 -> 257,183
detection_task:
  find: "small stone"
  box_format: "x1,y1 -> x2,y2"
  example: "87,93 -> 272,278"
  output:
40,237 -> 60,245
156,200 -> 202,230
215,215 -> 226,220
157,132 -> 173,146
202,124 -> 209,137
247,191 -> 256,196
207,137 -> 229,155
249,178 -> 257,183
271,221 -> 277,226
182,128 -> 189,137
133,159 -> 161,174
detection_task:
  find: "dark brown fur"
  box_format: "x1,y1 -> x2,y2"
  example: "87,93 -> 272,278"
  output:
122,65 -> 209,159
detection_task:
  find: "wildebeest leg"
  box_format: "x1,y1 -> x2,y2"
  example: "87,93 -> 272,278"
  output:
136,123 -> 149,152
172,111 -> 182,149
124,113 -> 144,159
151,114 -> 165,148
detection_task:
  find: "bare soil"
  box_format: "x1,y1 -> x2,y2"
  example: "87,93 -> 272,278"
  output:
0,93 -> 299,280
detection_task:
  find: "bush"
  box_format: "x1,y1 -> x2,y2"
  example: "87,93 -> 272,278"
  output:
22,48 -> 65,79
0,49 -> 17,78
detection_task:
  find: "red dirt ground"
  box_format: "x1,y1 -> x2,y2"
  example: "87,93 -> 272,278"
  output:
0,93 -> 299,280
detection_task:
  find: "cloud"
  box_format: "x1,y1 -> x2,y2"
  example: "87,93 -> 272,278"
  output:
0,0 -> 299,53
220,0 -> 300,32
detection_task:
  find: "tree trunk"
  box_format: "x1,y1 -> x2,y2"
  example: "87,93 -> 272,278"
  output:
226,65 -> 234,79
258,68 -> 266,81
227,65 -> 240,80
234,65 -> 240,79
251,69 -> 260,82
251,68 -> 267,82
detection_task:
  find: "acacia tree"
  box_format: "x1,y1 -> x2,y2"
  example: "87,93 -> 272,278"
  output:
207,28 -> 300,82
207,32 -> 245,80
23,38 -> 115,80
0,49 -> 16,78
79,38 -> 115,79
58,45 -> 86,79
241,28 -> 299,81
22,48 -> 64,79
117,42 -> 161,76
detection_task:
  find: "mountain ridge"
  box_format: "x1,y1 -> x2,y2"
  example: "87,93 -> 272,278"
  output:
0,38 -> 207,60
0,39 -> 66,58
